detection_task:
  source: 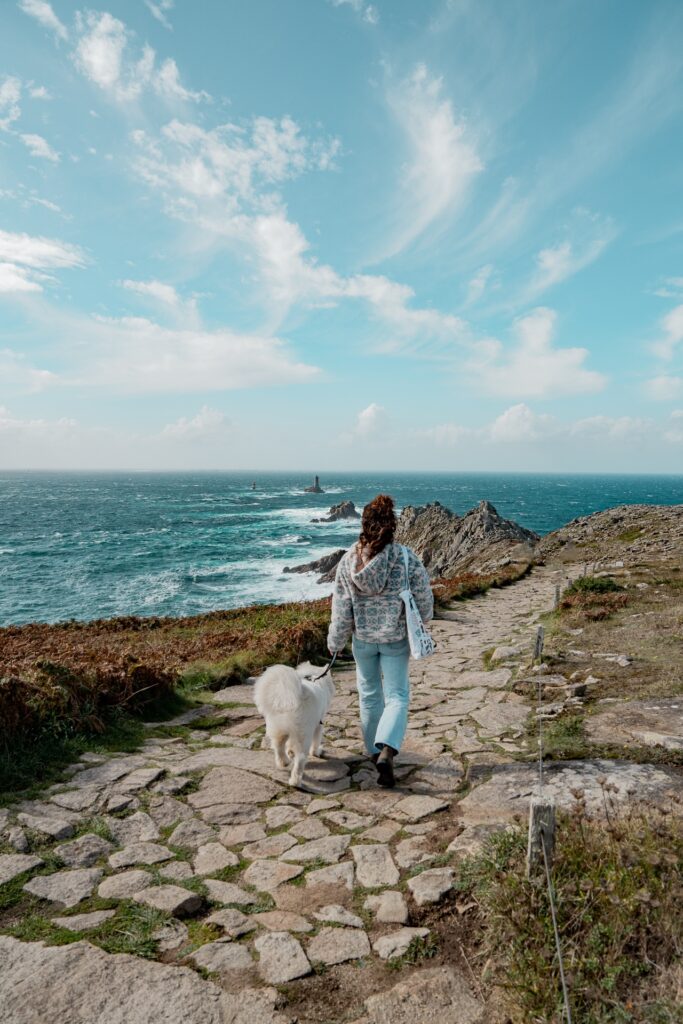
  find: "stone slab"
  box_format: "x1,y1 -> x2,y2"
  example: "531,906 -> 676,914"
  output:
373,927 -> 430,960
363,966 -> 483,1024
51,910 -> 116,932
0,854 -> 43,886
134,885 -> 202,917
351,845 -> 399,888
280,834 -> 350,865
108,843 -> 173,868
254,932 -> 311,984
459,759 -> 683,825
585,699 -> 683,751
190,940 -> 253,975
307,926 -> 370,965
23,869 -> 102,908
0,934 -> 289,1024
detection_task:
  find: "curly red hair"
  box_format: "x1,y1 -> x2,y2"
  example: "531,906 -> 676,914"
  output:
358,494 -> 397,559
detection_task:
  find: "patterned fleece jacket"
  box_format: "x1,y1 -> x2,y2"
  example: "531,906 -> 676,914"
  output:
327,542 -> 434,651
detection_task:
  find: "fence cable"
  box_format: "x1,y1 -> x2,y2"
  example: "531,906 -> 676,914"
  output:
533,573 -> 572,1023
541,827 -> 573,1024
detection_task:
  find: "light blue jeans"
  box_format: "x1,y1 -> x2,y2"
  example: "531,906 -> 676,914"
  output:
352,635 -> 410,755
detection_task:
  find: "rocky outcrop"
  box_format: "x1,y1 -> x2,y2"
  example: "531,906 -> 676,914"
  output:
303,475 -> 324,493
311,501 -> 360,523
537,503 -> 683,564
395,500 -> 538,578
283,549 -> 345,583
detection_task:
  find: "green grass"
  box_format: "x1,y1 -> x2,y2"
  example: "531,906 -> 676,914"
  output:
454,803 -> 683,1023
0,691 -> 191,803
617,527 -> 644,543
94,901 -> 167,958
385,933 -> 438,970
564,576 -> 624,595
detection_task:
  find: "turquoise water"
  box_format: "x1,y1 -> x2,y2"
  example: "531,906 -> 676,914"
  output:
0,471 -> 681,626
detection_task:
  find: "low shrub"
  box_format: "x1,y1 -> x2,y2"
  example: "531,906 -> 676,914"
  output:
559,576 -> 628,621
565,576 -> 624,595
456,795 -> 683,1023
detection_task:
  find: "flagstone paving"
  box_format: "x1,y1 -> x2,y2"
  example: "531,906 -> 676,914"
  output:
3,564 -> 678,1022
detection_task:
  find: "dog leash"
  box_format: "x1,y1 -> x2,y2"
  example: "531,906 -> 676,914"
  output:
311,650 -> 337,681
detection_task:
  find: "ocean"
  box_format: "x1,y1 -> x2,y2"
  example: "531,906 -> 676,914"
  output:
1,471 -> 681,627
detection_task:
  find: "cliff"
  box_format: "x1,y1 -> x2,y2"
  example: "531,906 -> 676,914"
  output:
395,499 -> 539,578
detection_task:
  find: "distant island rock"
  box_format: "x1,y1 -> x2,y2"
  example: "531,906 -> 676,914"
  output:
303,475 -> 324,493
283,548 -> 345,583
395,499 -> 539,578
311,501 -> 361,523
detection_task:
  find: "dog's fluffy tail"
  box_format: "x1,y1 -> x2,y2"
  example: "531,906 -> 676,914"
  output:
254,665 -> 303,715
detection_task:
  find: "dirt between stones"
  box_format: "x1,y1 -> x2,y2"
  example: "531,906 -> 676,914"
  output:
282,889 -> 482,1024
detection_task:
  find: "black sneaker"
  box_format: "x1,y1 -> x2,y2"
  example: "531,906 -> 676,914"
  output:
376,747 -> 395,788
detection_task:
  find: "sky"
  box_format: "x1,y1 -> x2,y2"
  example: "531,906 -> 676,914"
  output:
1,0 -> 683,473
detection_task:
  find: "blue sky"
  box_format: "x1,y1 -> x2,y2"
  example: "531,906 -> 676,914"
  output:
1,0 -> 683,472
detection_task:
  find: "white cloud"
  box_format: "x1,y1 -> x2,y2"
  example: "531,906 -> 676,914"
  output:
420,406 -> 655,449
0,262 -> 42,293
74,314 -> 320,393
73,11 -> 207,103
0,229 -> 84,293
340,402 -> 389,444
330,0 -> 378,24
652,303 -> 683,360
419,422 -> 472,445
20,132 -> 60,162
0,349 -> 58,390
489,403 -> 552,442
646,374 -> 683,401
355,403 -> 386,436
520,209 -> 616,304
18,0 -> 68,41
145,0 -> 174,31
161,405 -> 230,440
0,406 -> 76,438
383,64 -> 483,258
663,409 -> 683,443
471,307 -> 606,398
569,415 -> 650,440
133,116 -> 338,207
464,264 -> 494,307
652,276 -> 683,299
229,210 -> 468,349
121,277 -> 198,326
0,76 -> 21,130
29,84 -> 51,99
121,278 -> 181,306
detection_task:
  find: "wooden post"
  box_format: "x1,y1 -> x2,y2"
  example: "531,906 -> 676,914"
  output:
527,797 -> 556,878
533,625 -> 545,663
553,583 -> 561,610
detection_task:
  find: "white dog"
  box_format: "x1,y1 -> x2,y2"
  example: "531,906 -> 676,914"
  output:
254,661 -> 335,788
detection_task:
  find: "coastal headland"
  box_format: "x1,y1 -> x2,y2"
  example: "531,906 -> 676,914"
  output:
0,499 -> 681,1023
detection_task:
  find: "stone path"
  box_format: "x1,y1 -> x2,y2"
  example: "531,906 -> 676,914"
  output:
1,564 -> 680,1024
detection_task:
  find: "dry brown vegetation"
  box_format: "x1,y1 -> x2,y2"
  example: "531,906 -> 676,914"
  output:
0,599 -> 331,790
454,796 -> 683,1024
432,562 -> 531,605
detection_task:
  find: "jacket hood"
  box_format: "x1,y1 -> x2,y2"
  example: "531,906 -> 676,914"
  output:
350,543 -> 401,596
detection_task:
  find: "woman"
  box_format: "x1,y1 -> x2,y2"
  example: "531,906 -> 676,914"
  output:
327,494 -> 433,788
